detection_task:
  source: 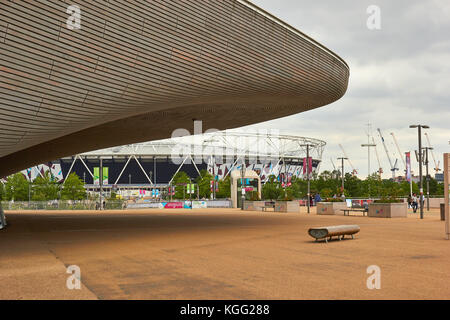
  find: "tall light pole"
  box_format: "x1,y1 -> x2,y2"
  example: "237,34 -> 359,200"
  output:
410,124 -> 429,219
423,147 -> 433,211
240,163 -> 246,210
99,158 -> 103,210
300,144 -> 314,213
337,157 -> 348,196
128,174 -> 131,199
362,142 -> 376,197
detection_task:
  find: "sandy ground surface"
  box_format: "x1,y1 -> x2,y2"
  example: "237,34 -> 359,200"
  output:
0,207 -> 449,300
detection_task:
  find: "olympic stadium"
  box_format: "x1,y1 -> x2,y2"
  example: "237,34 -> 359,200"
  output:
29,131 -> 326,188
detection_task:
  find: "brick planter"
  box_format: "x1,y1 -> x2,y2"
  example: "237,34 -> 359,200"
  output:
368,203 -> 407,218
316,202 -> 347,215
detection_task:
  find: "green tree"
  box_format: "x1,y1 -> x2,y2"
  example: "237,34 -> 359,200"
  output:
61,173 -> 86,200
196,169 -> 214,199
320,188 -> 333,199
5,173 -> 29,201
262,175 -> 283,200
0,181 -> 5,201
216,176 -> 231,198
32,171 -> 58,201
171,171 -> 191,199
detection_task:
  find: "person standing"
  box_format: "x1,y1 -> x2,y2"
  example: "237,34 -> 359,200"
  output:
412,193 -> 418,213
315,193 -> 322,205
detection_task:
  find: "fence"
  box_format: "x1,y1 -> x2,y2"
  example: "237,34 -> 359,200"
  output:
1,200 -> 125,211
0,199 -> 231,210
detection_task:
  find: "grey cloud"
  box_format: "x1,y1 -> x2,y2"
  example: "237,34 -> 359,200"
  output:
245,0 -> 450,177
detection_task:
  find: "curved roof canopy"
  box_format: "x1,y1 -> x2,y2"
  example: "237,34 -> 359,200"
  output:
0,0 -> 349,177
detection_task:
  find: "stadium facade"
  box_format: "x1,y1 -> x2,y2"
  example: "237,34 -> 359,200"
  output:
0,0 -> 349,178
24,131 -> 326,187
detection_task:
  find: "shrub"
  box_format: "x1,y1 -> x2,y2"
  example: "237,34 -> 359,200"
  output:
324,198 -> 345,203
373,197 -> 403,203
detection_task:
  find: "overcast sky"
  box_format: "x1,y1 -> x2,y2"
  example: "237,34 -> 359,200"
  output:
242,0 -> 450,178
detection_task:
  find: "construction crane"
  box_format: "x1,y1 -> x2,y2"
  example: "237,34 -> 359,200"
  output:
424,132 -> 441,173
372,137 -> 383,177
338,144 -> 358,176
377,128 -> 398,179
330,157 -> 336,171
390,132 -> 407,173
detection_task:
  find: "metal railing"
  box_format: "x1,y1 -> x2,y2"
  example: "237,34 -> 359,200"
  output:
1,200 -> 125,211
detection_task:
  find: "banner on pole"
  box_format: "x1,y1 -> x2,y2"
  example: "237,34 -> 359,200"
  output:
302,157 -> 313,175
94,167 -> 99,185
94,167 -> 108,185
406,152 -> 411,182
102,167 -> 108,185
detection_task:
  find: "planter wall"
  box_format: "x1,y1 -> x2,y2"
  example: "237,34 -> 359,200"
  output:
275,201 -> 300,213
243,201 -> 265,211
243,201 -> 300,212
368,203 -> 407,218
316,202 -> 347,215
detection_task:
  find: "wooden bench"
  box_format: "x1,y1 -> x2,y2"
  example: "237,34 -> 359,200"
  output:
262,201 -> 275,211
308,225 -> 360,243
341,208 -> 368,216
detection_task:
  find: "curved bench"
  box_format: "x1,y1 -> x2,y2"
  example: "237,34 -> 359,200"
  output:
308,225 -> 360,243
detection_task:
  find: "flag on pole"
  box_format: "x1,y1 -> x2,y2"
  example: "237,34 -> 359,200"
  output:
406,152 -> 411,182
303,157 -> 313,176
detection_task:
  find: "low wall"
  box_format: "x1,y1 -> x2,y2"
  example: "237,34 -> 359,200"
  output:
316,202 -> 347,215
428,198 -> 445,208
368,203 -> 407,218
275,201 -> 300,213
244,201 -> 265,211
244,201 -> 299,212
127,200 -> 231,209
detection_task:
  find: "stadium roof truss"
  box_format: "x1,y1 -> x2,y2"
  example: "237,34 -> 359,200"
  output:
60,131 -> 326,184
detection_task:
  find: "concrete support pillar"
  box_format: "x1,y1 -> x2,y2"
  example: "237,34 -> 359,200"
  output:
0,201 -> 6,229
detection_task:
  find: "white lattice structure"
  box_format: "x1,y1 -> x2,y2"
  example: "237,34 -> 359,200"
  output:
65,130 -> 326,185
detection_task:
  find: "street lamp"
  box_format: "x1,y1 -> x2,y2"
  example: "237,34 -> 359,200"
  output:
423,146 -> 433,211
410,124 -> 429,219
337,157 -> 348,196
240,164 -> 246,210
300,144 -> 314,214
361,143 -> 376,197
128,174 -> 131,199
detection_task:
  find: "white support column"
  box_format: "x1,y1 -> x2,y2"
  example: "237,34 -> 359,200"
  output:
169,156 -> 189,185
133,155 -> 153,185
63,155 -> 78,185
190,155 -> 203,178
223,157 -> 241,179
0,201 -> 6,229
114,156 -> 133,185
78,156 -> 94,177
